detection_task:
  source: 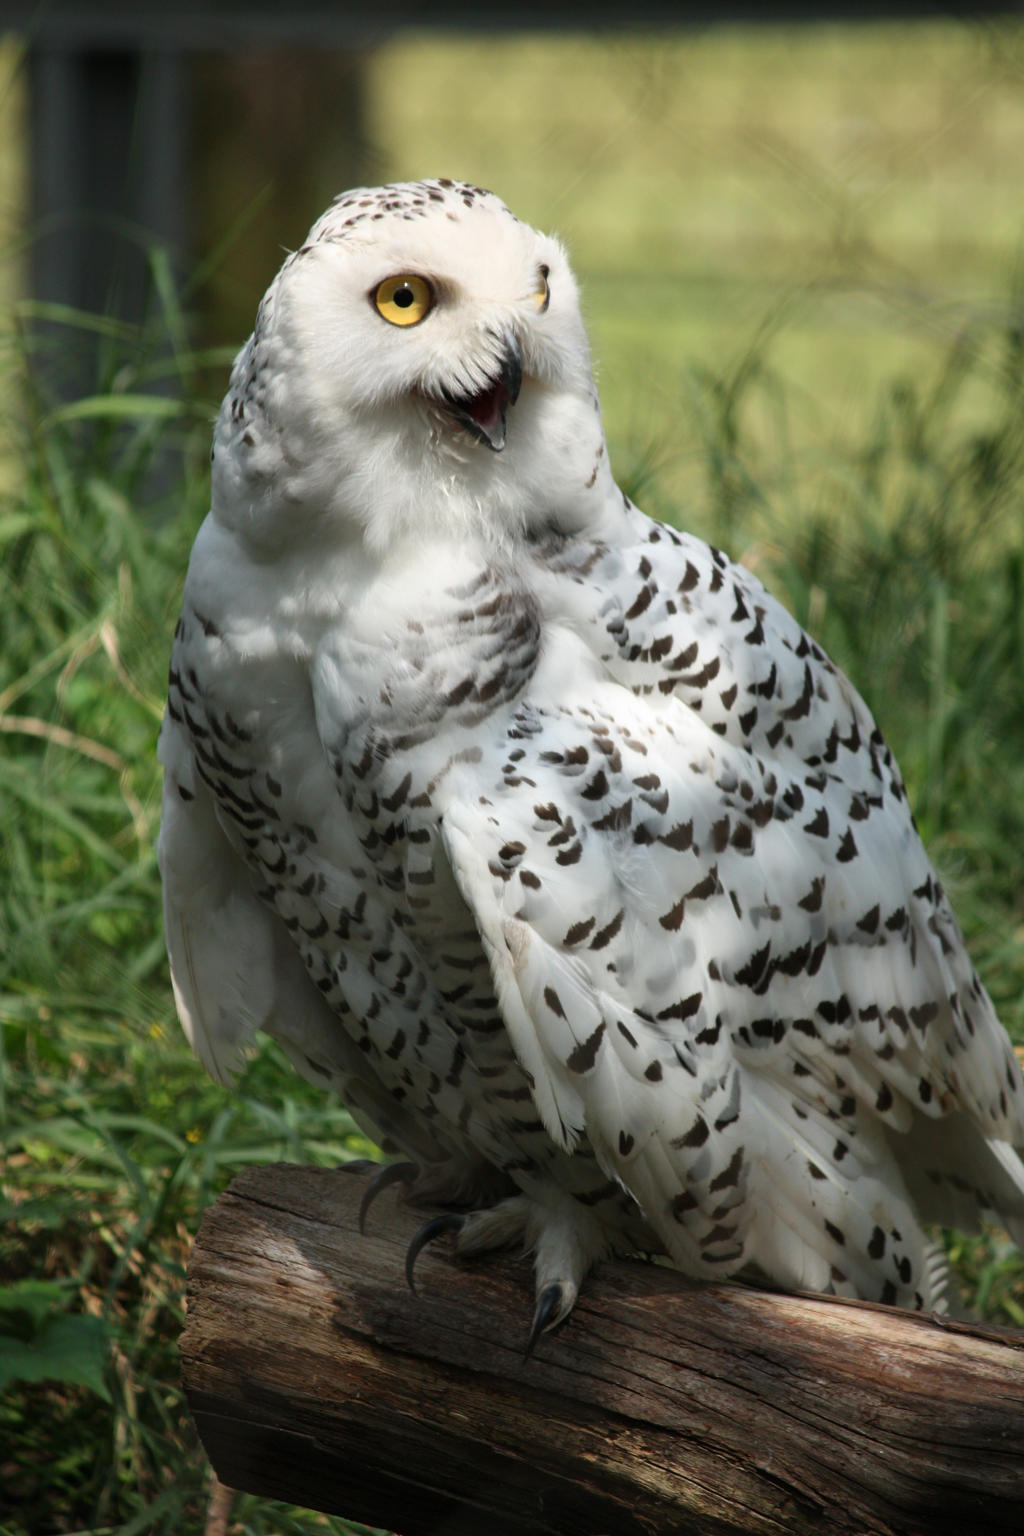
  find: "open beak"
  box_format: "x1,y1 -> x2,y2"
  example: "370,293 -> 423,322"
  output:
441,333 -> 522,452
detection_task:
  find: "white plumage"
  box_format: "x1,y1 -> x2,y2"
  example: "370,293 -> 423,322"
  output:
159,179 -> 1024,1338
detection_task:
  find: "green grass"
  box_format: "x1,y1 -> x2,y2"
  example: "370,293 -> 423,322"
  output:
0,289 -> 378,1535
370,18 -> 1024,502
4,20 -> 1024,1536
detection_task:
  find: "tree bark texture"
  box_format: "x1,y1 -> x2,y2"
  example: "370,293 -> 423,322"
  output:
181,1162 -> 1024,1536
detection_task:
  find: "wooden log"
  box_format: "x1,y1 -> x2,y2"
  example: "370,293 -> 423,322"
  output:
181,1162 -> 1024,1536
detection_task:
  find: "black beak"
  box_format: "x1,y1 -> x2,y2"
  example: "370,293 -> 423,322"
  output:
442,333 -> 522,452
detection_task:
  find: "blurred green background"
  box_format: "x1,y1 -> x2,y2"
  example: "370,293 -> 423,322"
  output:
2,17 -> 1024,1536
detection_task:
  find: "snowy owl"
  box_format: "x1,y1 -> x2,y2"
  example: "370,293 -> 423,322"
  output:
159,178 -> 1024,1346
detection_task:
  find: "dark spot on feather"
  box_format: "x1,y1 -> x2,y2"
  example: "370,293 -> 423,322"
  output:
710,1148 -> 744,1192
567,1022 -> 605,1073
590,909 -> 624,950
672,1115 -> 709,1150
836,828 -> 858,863
656,992 -> 702,1023
581,768 -> 609,800
624,584 -> 653,620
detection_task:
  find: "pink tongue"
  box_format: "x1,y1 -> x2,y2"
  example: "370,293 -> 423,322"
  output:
468,379 -> 506,430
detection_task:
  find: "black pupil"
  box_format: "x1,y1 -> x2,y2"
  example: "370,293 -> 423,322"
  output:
394,285 -> 415,308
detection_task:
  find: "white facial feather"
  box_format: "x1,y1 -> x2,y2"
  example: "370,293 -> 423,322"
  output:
211,179 -> 612,556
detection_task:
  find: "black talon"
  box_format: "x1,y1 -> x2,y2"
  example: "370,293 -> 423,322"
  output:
338,1158 -> 380,1176
358,1160 -> 419,1234
525,1282 -> 564,1360
405,1212 -> 465,1295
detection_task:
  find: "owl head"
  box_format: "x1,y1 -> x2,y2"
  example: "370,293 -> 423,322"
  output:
211,180 -> 615,553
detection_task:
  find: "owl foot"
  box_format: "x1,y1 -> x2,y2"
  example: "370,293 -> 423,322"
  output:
405,1212 -> 466,1293
525,1282 -> 566,1358
354,1156 -> 509,1237
402,1191 -> 596,1354
356,1159 -> 419,1233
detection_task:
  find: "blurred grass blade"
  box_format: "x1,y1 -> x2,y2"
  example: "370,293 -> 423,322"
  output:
44,394 -> 188,427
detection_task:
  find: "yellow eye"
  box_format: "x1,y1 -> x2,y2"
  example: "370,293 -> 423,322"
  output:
533,265 -> 550,312
374,274 -> 433,326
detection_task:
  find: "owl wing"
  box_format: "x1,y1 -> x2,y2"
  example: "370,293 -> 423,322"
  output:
438,517 -> 1024,1302
158,711 -> 292,1084
157,659 -> 471,1170
534,507 -> 1024,1140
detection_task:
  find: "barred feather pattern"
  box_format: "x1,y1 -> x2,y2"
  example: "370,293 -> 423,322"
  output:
159,179 -> 1024,1325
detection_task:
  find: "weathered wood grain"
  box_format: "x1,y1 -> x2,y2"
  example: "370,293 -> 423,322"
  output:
181,1162 -> 1024,1536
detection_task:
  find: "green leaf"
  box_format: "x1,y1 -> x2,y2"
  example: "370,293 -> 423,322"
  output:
0,1313 -> 111,1401
0,1278 -> 71,1334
